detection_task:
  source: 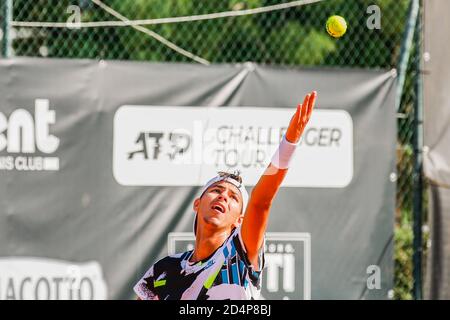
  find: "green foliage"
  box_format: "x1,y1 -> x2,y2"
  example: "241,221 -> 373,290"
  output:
10,0 -> 410,68
394,214 -> 414,300
394,210 -> 429,300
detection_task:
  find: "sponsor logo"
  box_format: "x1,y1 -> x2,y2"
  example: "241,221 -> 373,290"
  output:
113,106 -> 353,187
0,99 -> 60,171
0,257 -> 108,300
168,232 -> 311,300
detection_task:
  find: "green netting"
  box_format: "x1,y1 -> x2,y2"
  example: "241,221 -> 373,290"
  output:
5,0 -> 409,67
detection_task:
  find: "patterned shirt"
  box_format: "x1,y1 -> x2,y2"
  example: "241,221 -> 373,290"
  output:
134,226 -> 265,300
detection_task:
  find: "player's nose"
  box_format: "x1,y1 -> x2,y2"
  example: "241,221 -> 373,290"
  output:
217,193 -> 228,203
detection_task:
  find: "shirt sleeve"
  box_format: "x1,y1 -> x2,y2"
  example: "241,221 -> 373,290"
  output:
133,264 -> 159,300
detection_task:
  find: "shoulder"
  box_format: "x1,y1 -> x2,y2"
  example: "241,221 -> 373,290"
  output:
153,251 -> 191,272
232,226 -> 265,271
162,251 -> 191,264
222,227 -> 265,286
140,251 -> 190,279
134,251 -> 191,300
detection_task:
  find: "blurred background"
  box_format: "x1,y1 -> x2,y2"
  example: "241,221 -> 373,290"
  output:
1,0 -> 446,300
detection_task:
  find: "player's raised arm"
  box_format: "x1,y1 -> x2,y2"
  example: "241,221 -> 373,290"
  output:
240,91 -> 316,269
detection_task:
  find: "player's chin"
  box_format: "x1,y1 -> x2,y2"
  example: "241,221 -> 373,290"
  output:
203,215 -> 223,226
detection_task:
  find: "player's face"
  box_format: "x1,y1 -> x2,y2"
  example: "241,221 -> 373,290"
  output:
196,181 -> 243,232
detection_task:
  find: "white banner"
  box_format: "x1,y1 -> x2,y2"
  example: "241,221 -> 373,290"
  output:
113,106 -> 353,187
0,257 -> 108,300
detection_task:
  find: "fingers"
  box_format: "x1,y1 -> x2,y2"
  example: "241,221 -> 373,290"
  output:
302,91 -> 316,122
302,94 -> 310,115
288,105 -> 299,128
295,103 -> 301,119
290,103 -> 301,126
306,91 -> 317,119
294,91 -> 317,127
299,93 -> 310,124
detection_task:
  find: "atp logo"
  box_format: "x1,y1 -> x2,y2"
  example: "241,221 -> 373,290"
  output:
127,131 -> 191,162
167,232 -> 311,300
0,99 -> 60,171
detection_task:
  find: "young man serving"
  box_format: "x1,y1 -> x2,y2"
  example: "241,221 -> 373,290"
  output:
134,91 -> 317,300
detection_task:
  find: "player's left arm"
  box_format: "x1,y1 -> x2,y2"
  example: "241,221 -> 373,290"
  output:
240,91 -> 317,270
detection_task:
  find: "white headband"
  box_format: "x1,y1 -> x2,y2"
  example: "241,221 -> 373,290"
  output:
194,174 -> 249,234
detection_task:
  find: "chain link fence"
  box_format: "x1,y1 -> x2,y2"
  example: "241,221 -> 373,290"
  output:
1,0 -> 423,299
3,0 -> 409,67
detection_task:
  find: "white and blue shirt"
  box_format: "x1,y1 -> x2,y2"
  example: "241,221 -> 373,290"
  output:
134,226 -> 265,300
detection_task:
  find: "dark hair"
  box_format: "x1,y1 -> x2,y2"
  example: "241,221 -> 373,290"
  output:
217,170 -> 242,186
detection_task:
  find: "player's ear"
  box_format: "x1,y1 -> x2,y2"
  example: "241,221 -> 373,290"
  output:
193,198 -> 201,212
233,215 -> 244,228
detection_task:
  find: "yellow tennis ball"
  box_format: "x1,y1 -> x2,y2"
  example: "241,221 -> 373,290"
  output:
326,15 -> 347,38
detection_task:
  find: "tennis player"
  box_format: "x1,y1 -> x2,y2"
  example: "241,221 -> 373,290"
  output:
134,91 -> 317,300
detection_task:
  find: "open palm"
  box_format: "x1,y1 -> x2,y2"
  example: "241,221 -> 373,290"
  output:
285,91 -> 317,144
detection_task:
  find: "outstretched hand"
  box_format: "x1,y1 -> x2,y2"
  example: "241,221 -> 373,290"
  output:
241,91 -> 317,269
285,91 -> 317,144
